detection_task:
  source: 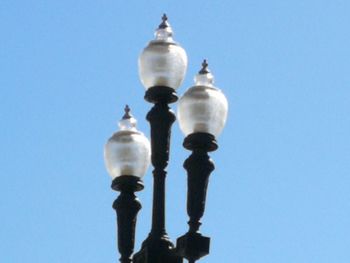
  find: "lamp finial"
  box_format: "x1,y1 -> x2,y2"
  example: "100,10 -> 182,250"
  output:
158,13 -> 170,29
199,59 -> 210,74
122,104 -> 132,119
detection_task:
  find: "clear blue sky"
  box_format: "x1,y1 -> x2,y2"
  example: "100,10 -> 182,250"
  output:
1,0 -> 349,262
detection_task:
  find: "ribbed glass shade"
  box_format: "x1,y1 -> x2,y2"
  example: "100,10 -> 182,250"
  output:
138,15 -> 187,90
104,107 -> 151,179
178,61 -> 228,137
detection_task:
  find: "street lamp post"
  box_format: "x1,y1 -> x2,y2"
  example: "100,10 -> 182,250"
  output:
104,15 -> 228,263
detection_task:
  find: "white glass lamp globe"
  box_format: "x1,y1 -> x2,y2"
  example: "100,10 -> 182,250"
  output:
178,60 -> 228,137
138,14 -> 188,90
104,106 -> 151,180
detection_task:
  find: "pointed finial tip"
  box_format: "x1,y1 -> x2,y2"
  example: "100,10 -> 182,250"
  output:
124,104 -> 130,113
158,13 -> 170,29
122,104 -> 132,119
202,59 -> 208,68
199,59 -> 210,74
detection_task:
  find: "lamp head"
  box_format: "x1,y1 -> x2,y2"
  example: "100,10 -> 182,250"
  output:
104,106 -> 151,179
138,14 -> 188,91
178,60 -> 228,137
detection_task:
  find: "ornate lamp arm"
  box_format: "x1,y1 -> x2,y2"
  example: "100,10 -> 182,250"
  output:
104,106 -> 151,263
112,176 -> 144,263
176,132 -> 218,263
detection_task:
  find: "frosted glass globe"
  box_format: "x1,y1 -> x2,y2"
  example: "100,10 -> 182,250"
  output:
178,61 -> 228,137
104,107 -> 151,179
138,15 -> 187,90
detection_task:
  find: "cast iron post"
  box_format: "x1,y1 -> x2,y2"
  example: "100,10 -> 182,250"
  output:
133,86 -> 183,263
176,132 -> 217,263
112,176 -> 144,263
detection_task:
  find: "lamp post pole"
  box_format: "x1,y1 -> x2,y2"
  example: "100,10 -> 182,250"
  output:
133,87 -> 181,263
104,15 -> 229,263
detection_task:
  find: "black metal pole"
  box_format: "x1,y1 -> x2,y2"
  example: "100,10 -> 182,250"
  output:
133,86 -> 182,263
176,132 -> 218,262
112,175 -> 144,263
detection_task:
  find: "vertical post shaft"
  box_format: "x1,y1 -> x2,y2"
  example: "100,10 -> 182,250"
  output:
133,86 -> 182,263
147,102 -> 175,237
